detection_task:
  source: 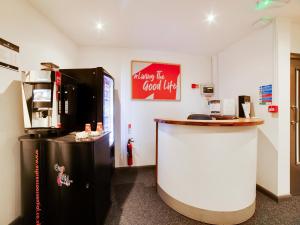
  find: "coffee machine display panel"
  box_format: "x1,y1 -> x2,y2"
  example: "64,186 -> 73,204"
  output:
33,89 -> 51,102
31,84 -> 53,128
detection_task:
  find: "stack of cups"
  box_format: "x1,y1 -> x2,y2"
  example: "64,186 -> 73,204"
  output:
85,123 -> 91,134
96,122 -> 103,132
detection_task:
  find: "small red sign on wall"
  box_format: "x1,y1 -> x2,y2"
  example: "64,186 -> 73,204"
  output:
268,105 -> 278,113
131,61 -> 181,100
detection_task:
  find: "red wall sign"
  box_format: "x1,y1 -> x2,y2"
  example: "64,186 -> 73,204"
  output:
131,61 -> 181,100
268,105 -> 278,113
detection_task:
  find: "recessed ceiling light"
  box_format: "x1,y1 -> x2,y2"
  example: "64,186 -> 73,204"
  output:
96,22 -> 103,30
205,13 -> 216,24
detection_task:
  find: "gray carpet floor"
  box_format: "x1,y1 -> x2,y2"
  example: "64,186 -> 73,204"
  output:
105,167 -> 300,225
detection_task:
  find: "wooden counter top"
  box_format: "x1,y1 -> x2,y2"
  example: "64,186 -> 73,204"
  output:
154,118 -> 264,127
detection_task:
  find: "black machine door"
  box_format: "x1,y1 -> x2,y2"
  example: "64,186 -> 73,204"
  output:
60,67 -> 115,132
46,142 -> 95,225
102,74 -> 114,147
60,68 -> 99,131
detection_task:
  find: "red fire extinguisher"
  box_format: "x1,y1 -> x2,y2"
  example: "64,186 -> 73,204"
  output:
127,138 -> 134,166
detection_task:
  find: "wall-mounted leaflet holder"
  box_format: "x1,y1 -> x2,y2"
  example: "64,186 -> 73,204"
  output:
0,37 -> 19,71
201,83 -> 214,98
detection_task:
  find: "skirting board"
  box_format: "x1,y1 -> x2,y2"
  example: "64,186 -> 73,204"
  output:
256,184 -> 292,203
8,216 -> 22,225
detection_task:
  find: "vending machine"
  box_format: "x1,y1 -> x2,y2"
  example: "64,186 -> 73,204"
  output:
60,67 -> 115,152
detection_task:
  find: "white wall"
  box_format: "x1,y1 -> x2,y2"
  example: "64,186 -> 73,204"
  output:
217,23 -> 279,195
275,18 -> 291,196
0,0 -> 78,224
217,19 -> 294,197
291,23 -> 300,53
77,47 -> 211,167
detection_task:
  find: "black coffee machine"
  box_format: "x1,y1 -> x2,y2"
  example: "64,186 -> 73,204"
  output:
21,70 -> 77,136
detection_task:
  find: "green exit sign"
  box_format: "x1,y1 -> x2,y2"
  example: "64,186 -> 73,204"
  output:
256,0 -> 274,10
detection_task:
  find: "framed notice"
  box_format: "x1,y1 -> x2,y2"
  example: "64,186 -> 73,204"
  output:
259,84 -> 272,105
131,61 -> 181,100
0,38 -> 19,71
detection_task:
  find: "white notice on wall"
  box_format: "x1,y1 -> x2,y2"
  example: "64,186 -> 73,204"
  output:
222,99 -> 236,116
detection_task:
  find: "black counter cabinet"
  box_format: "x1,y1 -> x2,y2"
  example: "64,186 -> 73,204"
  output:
19,132 -> 112,225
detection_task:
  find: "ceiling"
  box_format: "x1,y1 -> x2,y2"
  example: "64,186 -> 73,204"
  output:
28,0 -> 300,55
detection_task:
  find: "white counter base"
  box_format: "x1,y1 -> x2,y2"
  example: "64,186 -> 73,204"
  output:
158,185 -> 255,225
157,123 -> 259,225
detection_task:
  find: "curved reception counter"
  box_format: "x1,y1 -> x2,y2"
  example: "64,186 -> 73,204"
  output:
154,118 -> 264,225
